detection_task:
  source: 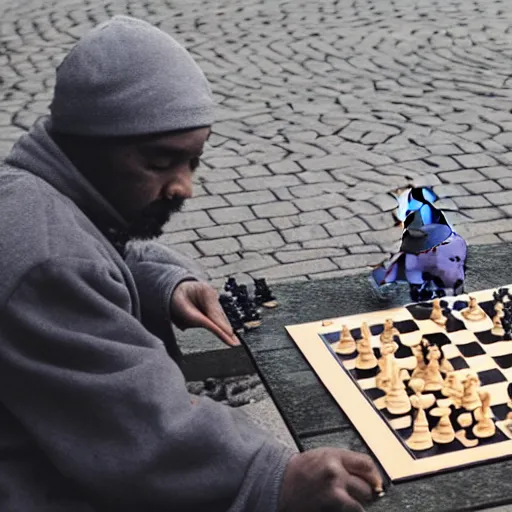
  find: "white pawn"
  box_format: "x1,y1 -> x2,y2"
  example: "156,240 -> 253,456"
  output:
385,364 -> 412,415
335,325 -> 357,355
430,299 -> 447,328
473,391 -> 496,439
431,407 -> 455,444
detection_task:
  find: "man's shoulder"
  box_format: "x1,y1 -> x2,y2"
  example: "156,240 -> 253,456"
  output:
0,165 -> 113,301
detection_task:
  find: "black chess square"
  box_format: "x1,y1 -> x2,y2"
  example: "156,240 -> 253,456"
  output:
448,356 -> 469,370
406,304 -> 432,321
494,354 -> 512,370
423,332 -> 451,348
477,369 -> 506,386
491,404 -> 510,421
457,342 -> 486,358
322,332 -> 341,344
445,316 -> 466,333
366,388 -> 386,401
394,320 -> 420,334
474,330 -> 502,345
478,300 -> 496,319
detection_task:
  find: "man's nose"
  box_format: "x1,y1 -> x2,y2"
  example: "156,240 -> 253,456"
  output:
164,177 -> 193,200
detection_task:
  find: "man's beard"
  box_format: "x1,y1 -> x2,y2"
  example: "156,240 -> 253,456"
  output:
125,196 -> 185,241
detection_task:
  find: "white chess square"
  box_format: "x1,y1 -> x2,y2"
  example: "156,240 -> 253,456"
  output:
446,330 -> 479,345
414,319 -> 446,335
464,354 -> 497,372
486,381 -> 510,407
483,341 -> 512,358
399,331 -> 423,347
442,344 -> 462,359
359,377 -> 376,390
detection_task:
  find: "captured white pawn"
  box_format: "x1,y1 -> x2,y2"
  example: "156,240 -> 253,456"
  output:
335,325 -> 357,355
473,390 -> 496,439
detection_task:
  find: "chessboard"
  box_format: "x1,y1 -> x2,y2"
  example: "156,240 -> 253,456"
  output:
286,286 -> 512,482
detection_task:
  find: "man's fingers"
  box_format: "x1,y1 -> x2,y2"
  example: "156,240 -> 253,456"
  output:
345,475 -> 374,504
204,300 -> 234,337
343,453 -> 383,493
184,304 -> 240,347
331,490 -> 365,512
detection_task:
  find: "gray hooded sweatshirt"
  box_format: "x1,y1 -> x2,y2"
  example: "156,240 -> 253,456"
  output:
0,117 -> 293,511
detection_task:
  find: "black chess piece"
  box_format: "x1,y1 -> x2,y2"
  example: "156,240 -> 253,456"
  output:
241,301 -> 262,330
224,277 -> 238,294
233,283 -> 250,303
253,278 -> 278,308
219,293 -> 245,333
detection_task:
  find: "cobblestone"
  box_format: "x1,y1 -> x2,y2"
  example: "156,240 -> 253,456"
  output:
1,0 -> 512,284
243,219 -> 274,233
238,232 -> 285,251
275,248 -> 347,263
209,206 -> 255,224
196,223 -> 247,239
253,201 -> 299,218
196,237 -> 241,256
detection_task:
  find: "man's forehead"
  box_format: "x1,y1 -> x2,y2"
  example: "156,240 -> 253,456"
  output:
140,127 -> 211,153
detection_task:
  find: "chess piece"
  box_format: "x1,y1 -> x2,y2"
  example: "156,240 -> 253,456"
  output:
335,325 -> 357,355
242,303 -> 262,329
219,294 -> 245,333
423,345 -> 444,392
457,413 -> 473,428
411,343 -> 427,380
376,343 -> 395,392
442,372 -> 464,408
473,391 -> 496,439
253,278 -> 278,308
355,324 -> 378,370
430,298 -> 447,328
492,302 -> 505,337
431,407 -> 455,444
406,407 -> 434,451
462,373 -> 482,411
461,296 -> 486,321
224,277 -> 238,294
409,378 -> 436,410
385,364 -> 412,415
439,347 -> 454,375
380,319 -> 399,351
361,322 -> 372,341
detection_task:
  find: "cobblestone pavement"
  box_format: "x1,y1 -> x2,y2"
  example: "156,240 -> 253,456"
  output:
2,0 -> 512,287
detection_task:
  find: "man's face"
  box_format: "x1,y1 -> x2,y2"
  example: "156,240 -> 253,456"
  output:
89,127 -> 210,240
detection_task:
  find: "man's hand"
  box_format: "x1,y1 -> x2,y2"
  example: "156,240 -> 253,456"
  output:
279,448 -> 384,512
170,281 -> 240,347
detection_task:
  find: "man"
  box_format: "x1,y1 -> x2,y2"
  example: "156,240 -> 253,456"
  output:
0,16 -> 383,512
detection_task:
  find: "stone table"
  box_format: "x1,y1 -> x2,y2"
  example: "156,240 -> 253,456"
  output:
243,242 -> 512,512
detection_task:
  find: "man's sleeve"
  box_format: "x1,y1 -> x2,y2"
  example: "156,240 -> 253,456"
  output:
123,241 -> 207,342
0,258 -> 294,512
